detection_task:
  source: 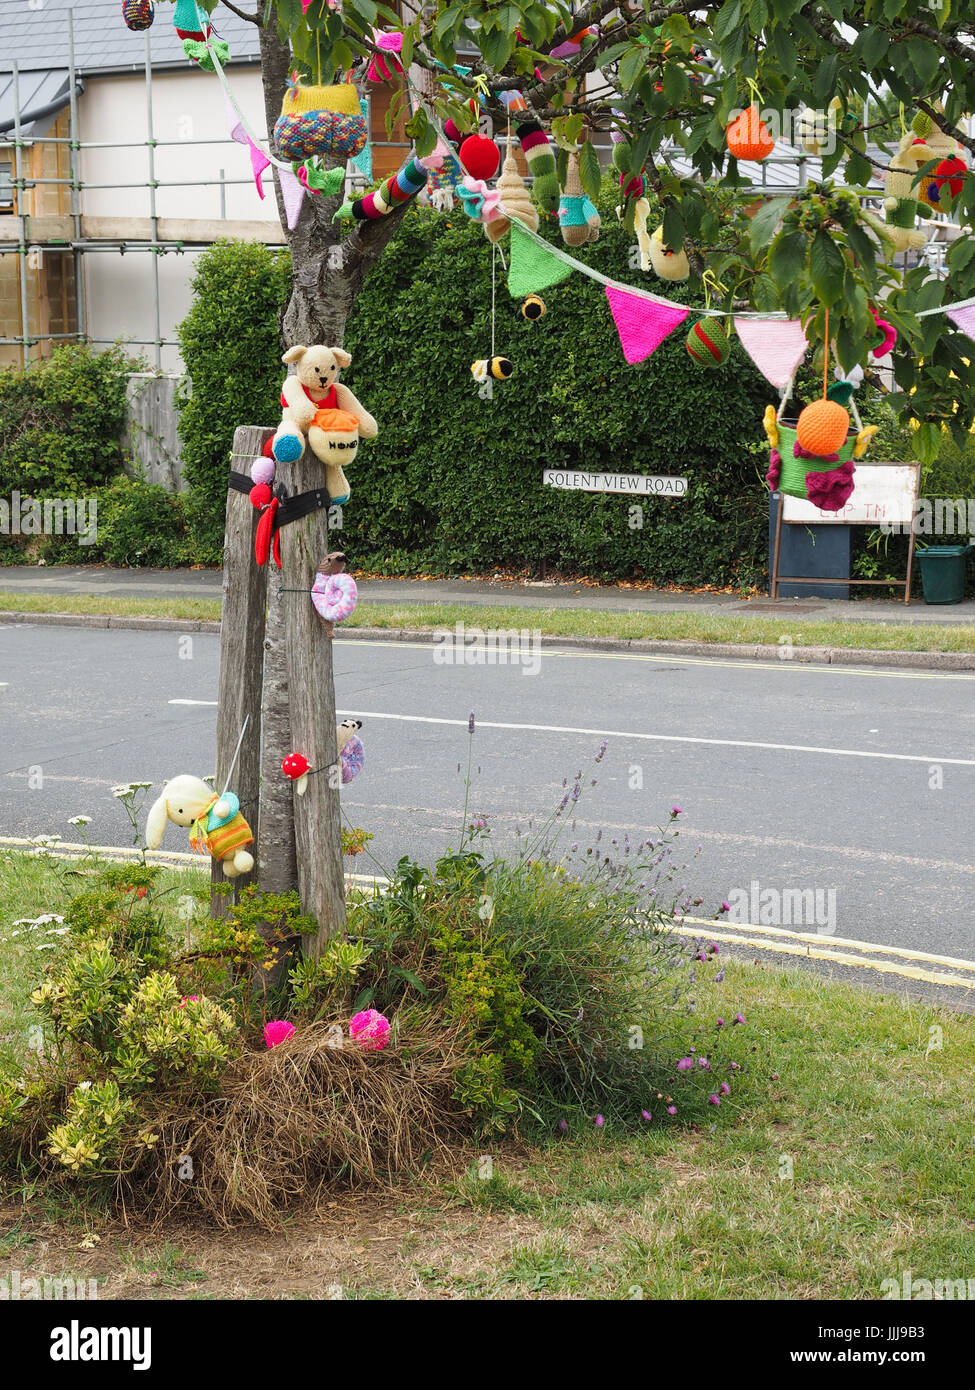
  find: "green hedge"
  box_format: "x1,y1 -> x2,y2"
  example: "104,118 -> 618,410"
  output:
176,239 -> 292,562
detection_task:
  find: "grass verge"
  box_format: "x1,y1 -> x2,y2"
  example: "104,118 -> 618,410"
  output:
1,591 -> 974,653
1,849 -> 973,1298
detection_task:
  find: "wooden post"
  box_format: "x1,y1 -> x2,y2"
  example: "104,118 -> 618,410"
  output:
277,443 -> 347,959
257,560 -> 299,898
210,426 -> 271,918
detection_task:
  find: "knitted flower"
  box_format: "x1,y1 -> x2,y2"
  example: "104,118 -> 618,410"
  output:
264,1019 -> 295,1048
349,1008 -> 391,1051
457,176 -> 504,225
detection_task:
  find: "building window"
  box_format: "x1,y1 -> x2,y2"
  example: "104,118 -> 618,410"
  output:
0,160 -> 14,213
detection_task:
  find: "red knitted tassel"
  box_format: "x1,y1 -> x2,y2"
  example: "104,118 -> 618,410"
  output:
255,497 -> 279,567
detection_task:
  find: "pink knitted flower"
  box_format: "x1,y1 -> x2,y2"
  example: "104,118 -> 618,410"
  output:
264,1019 -> 295,1049
349,1008 -> 391,1051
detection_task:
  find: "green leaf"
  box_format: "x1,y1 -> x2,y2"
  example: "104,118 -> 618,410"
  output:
812,54 -> 838,108
753,272 -> 780,312
713,0 -> 743,45
662,60 -> 689,105
662,203 -> 686,254
618,45 -> 647,92
769,230 -> 807,285
844,150 -> 873,187
846,223 -> 877,275
749,194 -> 793,254
907,38 -> 941,90
914,423 -> 941,467
579,140 -> 602,204
857,26 -> 890,69
809,229 -> 846,305
771,25 -> 796,76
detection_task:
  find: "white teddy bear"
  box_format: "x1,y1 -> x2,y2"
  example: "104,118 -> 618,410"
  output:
145,774 -> 255,878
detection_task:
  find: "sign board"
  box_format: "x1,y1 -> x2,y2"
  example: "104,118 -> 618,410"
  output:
542,469 -> 688,497
772,461 -> 922,605
781,463 -> 919,527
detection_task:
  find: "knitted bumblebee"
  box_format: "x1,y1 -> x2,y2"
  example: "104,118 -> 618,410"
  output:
471,357 -> 513,383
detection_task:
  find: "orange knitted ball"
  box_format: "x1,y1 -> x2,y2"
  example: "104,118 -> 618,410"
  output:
795,399 -> 851,456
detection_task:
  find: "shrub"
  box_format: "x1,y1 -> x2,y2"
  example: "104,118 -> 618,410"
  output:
176,239 -> 292,561
0,343 -> 132,497
83,475 -> 192,568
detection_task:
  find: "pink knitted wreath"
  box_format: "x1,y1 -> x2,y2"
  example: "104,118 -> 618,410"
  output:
349,1008 -> 390,1051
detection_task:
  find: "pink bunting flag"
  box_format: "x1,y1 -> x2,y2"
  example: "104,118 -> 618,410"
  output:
947,303 -> 975,340
277,166 -> 305,230
225,96 -> 270,198
605,286 -> 688,364
733,317 -> 808,389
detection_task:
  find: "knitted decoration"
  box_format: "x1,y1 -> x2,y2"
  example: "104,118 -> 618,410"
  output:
726,105 -> 774,161
605,286 -> 688,364
485,138 -> 538,243
881,132 -> 931,253
472,357 -> 513,382
366,28 -> 404,82
559,151 -> 600,246
947,303 -> 975,341
274,77 -> 367,161
795,399 -> 850,456
307,406 -> 359,506
459,134 -> 500,180
458,176 -> 504,225
868,308 -> 897,358
507,219 -> 574,298
733,317 -> 809,389
516,120 -> 560,214
647,225 -> 689,280
339,156 -> 428,220
122,0 -> 154,31
630,197 -> 652,270
521,294 -> 546,320
173,0 -> 209,38
772,419 -> 860,510
686,317 -> 731,366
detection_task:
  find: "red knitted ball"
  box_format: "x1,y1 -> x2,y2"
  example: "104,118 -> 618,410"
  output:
249,483 -> 272,509
459,134 -> 500,180
619,171 -> 645,199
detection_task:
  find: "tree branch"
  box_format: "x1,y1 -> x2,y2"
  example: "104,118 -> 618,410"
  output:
220,0 -> 261,24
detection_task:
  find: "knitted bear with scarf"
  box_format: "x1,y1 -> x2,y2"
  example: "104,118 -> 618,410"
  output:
272,344 -> 378,479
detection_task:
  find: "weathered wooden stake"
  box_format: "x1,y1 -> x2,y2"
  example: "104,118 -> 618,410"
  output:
278,444 -> 347,959
210,426 -> 271,918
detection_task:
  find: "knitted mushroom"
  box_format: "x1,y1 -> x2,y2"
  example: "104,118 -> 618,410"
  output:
282,751 -> 311,796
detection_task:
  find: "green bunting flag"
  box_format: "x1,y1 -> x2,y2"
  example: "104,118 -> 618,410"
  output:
508,219 -> 574,298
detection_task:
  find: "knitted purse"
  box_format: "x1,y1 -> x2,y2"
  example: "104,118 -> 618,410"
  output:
274,78 -> 367,161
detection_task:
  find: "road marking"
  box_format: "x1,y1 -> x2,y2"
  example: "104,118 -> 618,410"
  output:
338,637 -> 975,681
671,923 -> 975,991
337,709 -> 975,767
679,916 -> 975,974
168,699 -> 218,706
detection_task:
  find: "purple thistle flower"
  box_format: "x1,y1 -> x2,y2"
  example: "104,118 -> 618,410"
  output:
667,1105 -> 677,1115
709,943 -> 720,954
698,1057 -> 711,1070
558,1117 -> 568,1133
716,1017 -> 725,1028
719,902 -> 730,914
595,1114 -> 605,1128
734,1013 -> 745,1025
671,806 -> 682,818
730,1061 -> 741,1071
715,969 -> 725,983
720,1082 -> 730,1095
641,1110 -> 652,1122
677,1057 -> 693,1071
709,1094 -> 720,1106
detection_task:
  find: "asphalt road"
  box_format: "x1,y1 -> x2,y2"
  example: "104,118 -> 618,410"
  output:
1,623 -> 974,999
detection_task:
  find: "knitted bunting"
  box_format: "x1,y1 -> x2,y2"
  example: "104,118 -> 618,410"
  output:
277,165 -> 305,229
226,97 -> 269,197
733,317 -> 809,388
508,219 -> 574,297
946,303 -> 975,340
605,286 -> 688,363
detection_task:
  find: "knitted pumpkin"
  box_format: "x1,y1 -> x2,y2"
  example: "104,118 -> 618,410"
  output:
795,399 -> 850,457
726,105 -> 774,162
274,76 -> 367,161
686,318 -> 730,366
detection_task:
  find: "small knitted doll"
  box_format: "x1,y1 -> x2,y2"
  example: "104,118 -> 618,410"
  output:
559,150 -> 600,245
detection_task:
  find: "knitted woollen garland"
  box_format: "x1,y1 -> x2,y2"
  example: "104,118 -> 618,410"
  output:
274,75 -> 367,161
122,0 -> 154,31
337,155 -> 429,220
515,121 -> 560,214
686,317 -> 730,366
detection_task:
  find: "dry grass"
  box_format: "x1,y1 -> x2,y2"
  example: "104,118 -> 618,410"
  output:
108,1016 -> 472,1230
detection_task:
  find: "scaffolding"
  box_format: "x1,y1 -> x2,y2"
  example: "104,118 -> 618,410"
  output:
0,9 -> 411,368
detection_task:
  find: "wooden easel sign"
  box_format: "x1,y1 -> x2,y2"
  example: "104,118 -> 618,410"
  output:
771,462 -> 922,604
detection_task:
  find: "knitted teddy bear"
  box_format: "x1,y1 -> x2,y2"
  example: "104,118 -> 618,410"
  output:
271,345 -> 378,505
146,775 -> 254,878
